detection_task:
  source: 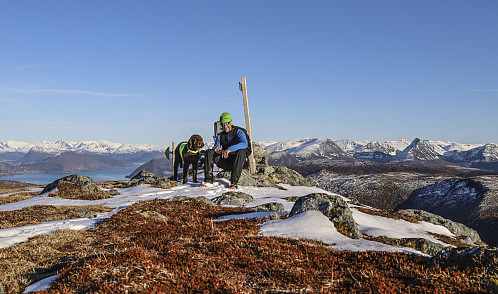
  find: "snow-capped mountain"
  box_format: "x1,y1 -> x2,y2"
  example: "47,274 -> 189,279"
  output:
393,138 -> 446,161
444,143 -> 498,163
335,139 -> 411,156
350,138 -> 447,161
333,138 -> 497,166
0,140 -> 33,153
0,140 -> 167,164
0,140 -> 166,155
333,139 -> 369,153
266,138 -> 351,165
427,140 -> 482,152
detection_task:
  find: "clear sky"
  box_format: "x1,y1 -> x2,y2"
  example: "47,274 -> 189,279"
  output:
1,0 -> 497,146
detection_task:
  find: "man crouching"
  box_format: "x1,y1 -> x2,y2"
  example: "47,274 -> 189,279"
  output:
202,112 -> 250,189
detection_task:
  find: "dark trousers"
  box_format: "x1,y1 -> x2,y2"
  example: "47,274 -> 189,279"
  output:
204,149 -> 248,185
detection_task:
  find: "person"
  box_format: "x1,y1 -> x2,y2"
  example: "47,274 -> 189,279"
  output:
202,112 -> 249,189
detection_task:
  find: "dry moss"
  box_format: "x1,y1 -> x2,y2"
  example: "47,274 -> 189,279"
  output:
2,199 -> 494,293
47,182 -> 110,200
0,181 -> 39,191
0,182 -> 41,205
37,199 -> 493,293
0,229 -> 97,294
0,194 -> 32,205
428,232 -> 473,247
0,205 -> 113,229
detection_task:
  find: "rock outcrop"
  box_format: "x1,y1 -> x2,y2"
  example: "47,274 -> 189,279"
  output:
290,193 -> 362,239
399,209 -> 482,245
42,174 -> 99,194
41,174 -> 111,200
215,144 -> 317,188
316,171 -> 498,246
212,191 -> 254,206
254,202 -> 285,212
131,170 -> 179,189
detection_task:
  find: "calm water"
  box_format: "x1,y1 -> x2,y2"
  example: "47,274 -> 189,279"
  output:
0,165 -> 141,185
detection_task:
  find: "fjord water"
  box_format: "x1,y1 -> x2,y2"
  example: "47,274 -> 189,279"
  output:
0,165 -> 141,185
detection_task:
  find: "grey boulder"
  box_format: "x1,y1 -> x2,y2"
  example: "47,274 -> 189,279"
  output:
212,191 -> 254,206
290,193 -> 362,239
399,209 -> 482,245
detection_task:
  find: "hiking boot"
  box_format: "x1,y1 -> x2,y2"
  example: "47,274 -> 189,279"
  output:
230,184 -> 238,190
200,180 -> 213,187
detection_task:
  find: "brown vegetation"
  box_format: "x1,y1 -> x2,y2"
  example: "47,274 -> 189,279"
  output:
428,232 -> 474,247
97,179 -> 179,190
0,229 -> 98,294
0,205 -> 113,229
47,182 -> 111,200
4,199 -> 487,293
0,194 -> 32,205
0,182 -> 41,205
0,181 -> 38,190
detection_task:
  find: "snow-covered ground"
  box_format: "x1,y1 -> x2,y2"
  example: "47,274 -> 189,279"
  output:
1,179 -> 457,253
0,177 -> 460,292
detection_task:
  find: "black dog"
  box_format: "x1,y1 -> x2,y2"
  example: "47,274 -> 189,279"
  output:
173,134 -> 205,184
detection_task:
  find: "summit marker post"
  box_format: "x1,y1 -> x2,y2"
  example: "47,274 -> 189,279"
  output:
239,77 -> 257,174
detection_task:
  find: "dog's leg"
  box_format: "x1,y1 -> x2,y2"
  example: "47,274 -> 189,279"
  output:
192,158 -> 199,183
173,158 -> 180,181
182,161 -> 190,184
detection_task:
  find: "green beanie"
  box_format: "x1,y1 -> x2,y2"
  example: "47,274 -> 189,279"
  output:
219,112 -> 233,124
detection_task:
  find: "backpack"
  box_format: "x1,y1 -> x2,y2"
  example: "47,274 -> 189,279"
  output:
233,126 -> 252,155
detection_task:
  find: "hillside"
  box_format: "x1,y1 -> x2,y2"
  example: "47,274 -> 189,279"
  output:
128,157 -> 173,178
0,163 -> 26,177
314,171 -> 498,246
1,174 -> 496,293
23,151 -> 130,173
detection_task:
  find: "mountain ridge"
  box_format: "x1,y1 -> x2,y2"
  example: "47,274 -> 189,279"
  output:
0,139 -> 166,155
266,137 -> 498,169
2,138 -> 497,176
23,151 -> 131,173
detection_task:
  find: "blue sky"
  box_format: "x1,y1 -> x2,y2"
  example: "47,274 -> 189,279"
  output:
1,0 -> 497,145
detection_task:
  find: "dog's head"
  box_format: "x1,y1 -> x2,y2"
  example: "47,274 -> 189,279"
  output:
188,134 -> 205,151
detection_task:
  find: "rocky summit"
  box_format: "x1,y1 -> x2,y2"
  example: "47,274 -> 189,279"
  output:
215,144 -> 317,188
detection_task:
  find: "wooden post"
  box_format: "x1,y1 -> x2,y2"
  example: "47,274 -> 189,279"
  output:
239,77 -> 257,174
171,142 -> 176,165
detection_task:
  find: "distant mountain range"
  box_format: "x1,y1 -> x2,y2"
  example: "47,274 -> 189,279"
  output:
1,138 -> 497,176
0,140 -> 166,176
266,138 -> 498,171
0,140 -> 164,162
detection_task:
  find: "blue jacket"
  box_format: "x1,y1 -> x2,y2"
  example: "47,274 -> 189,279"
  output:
213,127 -> 248,153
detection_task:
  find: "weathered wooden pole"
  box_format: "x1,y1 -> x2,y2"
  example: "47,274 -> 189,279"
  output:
239,77 -> 257,174
171,142 -> 176,165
